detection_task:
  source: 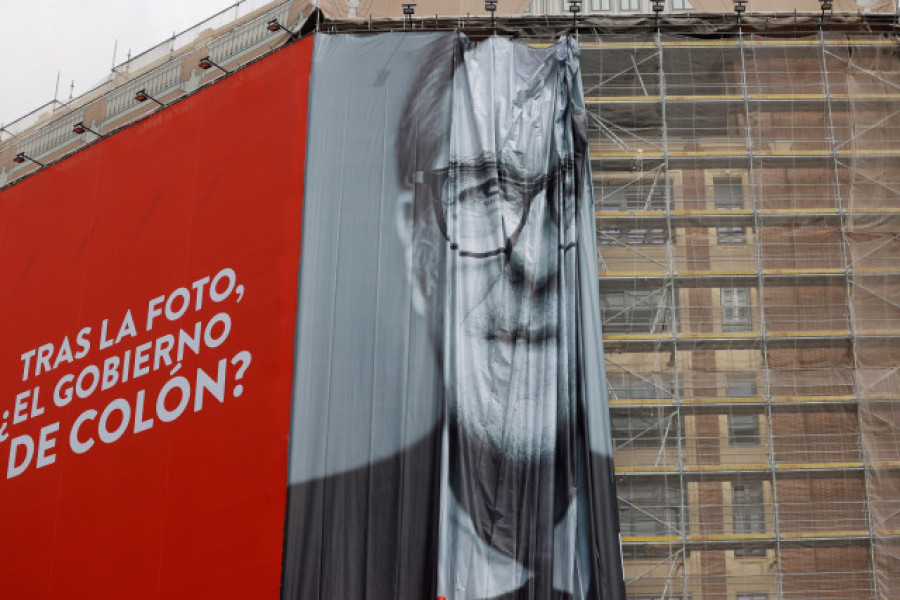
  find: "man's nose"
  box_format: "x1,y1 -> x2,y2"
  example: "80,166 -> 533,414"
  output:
505,251 -> 557,300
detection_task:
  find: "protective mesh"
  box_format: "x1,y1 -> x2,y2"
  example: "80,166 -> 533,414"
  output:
586,27 -> 900,599
848,42 -> 900,600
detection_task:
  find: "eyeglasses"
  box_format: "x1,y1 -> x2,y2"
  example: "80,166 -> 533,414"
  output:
415,158 -> 575,259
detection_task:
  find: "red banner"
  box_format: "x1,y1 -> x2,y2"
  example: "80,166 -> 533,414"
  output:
0,37 -> 312,599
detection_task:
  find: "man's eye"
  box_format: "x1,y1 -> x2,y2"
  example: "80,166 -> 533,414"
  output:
459,179 -> 500,203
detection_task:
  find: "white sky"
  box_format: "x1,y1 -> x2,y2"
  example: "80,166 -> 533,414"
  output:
0,0 -> 240,126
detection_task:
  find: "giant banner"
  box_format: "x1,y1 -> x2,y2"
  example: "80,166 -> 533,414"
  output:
0,30 -> 621,599
282,32 -> 624,600
0,37 -> 313,599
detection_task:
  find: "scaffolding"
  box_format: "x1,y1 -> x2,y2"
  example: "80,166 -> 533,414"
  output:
584,21 -> 900,600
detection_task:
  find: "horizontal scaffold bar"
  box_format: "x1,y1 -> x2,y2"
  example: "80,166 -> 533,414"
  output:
579,39 -> 900,49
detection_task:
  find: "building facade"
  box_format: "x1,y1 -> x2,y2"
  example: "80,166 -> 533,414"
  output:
2,3 -> 899,598
584,23 -> 900,599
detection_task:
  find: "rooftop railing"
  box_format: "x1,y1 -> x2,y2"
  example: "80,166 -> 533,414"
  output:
0,0 -> 303,186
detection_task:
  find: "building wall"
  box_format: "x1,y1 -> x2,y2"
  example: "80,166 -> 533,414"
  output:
590,27 -> 900,599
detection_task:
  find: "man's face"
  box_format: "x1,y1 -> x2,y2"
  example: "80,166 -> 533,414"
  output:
395,37 -> 580,465
411,156 -> 575,462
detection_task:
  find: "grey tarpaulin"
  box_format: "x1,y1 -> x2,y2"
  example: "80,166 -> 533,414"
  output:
282,32 -> 624,600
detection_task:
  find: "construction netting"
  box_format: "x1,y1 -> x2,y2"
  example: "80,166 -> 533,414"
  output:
849,39 -> 900,600
585,24 -> 900,599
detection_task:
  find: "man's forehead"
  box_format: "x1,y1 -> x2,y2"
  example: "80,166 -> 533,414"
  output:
450,41 -> 568,172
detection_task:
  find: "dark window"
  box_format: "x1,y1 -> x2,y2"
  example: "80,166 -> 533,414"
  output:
716,225 -> 746,245
721,287 -> 751,332
609,375 -> 656,400
714,177 -> 746,244
612,408 -> 679,448
598,178 -> 668,211
602,289 -> 671,333
729,414 -> 760,446
733,482 -> 765,535
599,227 -> 668,246
608,373 -> 678,400
617,481 -> 681,536
734,546 -> 767,558
714,177 -> 744,209
727,377 -> 758,398
726,378 -> 760,446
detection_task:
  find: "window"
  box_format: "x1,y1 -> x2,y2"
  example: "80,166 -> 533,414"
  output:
729,414 -> 760,446
721,287 -> 751,332
619,0 -> 640,10
714,177 -> 745,244
733,482 -> 765,556
602,289 -> 671,334
714,177 -> 744,209
726,378 -> 760,446
618,481 -> 681,536
609,375 -> 657,400
716,225 -> 745,244
612,408 -> 678,448
727,377 -> 758,399
737,595 -> 767,600
671,0 -> 693,8
591,0 -> 611,10
599,179 -> 668,211
608,373 -> 677,400
735,545 -> 767,558
733,474 -> 767,556
599,227 -> 667,246
733,482 -> 765,534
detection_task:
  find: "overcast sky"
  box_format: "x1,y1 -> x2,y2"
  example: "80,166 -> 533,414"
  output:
0,0 -> 242,127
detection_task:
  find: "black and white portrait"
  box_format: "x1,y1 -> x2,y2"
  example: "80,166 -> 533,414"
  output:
282,32 -> 623,600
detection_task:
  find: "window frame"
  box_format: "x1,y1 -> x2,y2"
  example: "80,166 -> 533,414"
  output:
598,177 -> 670,212
716,225 -> 746,245
712,174 -> 747,244
598,226 -> 668,246
617,480 -> 681,537
608,372 -> 678,401
721,287 -> 752,332
713,176 -> 745,210
733,482 -> 765,535
611,407 -> 679,448
728,413 -> 761,446
727,377 -> 758,398
601,288 -> 672,334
